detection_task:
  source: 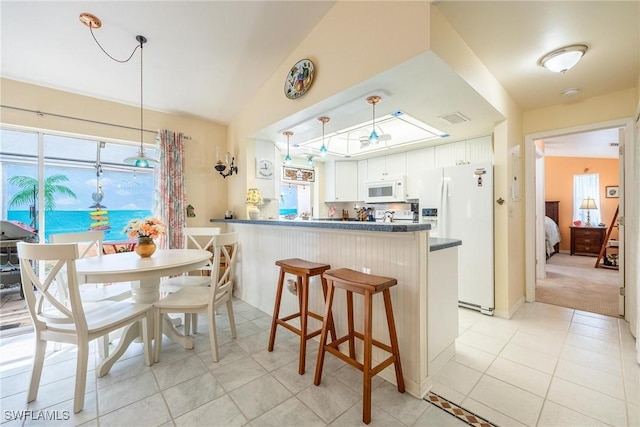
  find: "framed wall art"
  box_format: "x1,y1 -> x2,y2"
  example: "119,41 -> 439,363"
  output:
283,166 -> 315,182
605,186 -> 619,198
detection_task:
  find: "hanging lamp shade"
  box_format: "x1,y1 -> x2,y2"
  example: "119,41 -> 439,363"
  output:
283,131 -> 293,165
318,116 -> 330,157
367,96 -> 381,144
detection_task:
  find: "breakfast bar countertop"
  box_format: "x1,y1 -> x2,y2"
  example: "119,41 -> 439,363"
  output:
210,218 -> 432,232
210,219 -> 461,251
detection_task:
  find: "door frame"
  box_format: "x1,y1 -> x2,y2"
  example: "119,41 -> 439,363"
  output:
524,118 -> 633,318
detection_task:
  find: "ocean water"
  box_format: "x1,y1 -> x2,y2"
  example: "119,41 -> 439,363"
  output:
7,210 -> 152,243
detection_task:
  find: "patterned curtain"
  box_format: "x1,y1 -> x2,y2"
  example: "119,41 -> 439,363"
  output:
154,129 -> 185,249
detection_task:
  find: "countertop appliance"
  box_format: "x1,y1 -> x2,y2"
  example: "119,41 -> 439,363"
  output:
364,176 -> 406,204
417,162 -> 494,315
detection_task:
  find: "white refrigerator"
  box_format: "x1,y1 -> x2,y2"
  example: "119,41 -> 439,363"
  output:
419,162 -> 494,314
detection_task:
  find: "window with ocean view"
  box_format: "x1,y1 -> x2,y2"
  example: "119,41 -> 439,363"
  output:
1,127 -> 155,243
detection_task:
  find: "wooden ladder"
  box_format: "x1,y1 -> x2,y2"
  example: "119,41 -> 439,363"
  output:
595,205 -> 619,269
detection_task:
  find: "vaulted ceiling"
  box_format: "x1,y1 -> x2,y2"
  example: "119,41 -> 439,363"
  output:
1,1 -> 637,159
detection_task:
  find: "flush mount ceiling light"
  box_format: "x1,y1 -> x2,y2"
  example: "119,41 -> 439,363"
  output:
318,116 -> 330,156
539,44 -> 588,73
283,131 -> 293,165
367,95 -> 381,144
80,13 -> 157,168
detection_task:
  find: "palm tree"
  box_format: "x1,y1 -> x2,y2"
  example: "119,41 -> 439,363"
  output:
8,174 -> 77,226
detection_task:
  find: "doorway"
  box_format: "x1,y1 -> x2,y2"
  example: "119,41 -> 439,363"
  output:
525,119 -> 632,318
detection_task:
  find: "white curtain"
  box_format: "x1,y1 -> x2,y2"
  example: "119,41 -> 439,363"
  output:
573,173 -> 601,226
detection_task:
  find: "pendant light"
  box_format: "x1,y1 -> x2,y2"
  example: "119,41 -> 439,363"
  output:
123,35 -> 158,167
318,116 -> 329,156
367,96 -> 381,144
283,131 -> 293,165
79,13 -> 156,168
307,156 -> 314,166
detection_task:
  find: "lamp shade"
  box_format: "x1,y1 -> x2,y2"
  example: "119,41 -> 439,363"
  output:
579,197 -> 597,210
245,188 -> 264,206
539,44 -> 588,73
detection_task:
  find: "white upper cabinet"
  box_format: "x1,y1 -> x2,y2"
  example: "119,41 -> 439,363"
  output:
366,152 -> 406,181
434,141 -> 466,168
465,136 -> 493,164
406,146 -> 435,199
434,135 -> 493,168
325,161 -> 358,202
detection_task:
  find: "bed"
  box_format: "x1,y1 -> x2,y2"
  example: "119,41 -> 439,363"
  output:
545,201 -> 561,258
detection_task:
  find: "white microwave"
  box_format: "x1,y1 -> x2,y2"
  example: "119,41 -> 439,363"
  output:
365,176 -> 406,203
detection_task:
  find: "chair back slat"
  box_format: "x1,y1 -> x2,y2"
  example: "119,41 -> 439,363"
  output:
210,232 -> 238,304
50,230 -> 104,258
17,242 -> 88,331
182,227 -> 220,271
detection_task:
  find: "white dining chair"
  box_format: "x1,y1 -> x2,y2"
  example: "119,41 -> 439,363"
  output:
153,231 -> 238,363
17,242 -> 153,413
159,227 -> 220,334
50,230 -> 132,357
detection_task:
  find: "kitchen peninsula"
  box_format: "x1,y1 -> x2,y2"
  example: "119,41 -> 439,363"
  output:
210,218 -> 461,398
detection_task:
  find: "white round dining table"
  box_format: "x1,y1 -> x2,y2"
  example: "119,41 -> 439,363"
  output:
75,249 -> 211,376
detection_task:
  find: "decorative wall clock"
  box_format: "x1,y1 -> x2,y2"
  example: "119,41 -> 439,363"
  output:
257,158 -> 274,179
284,59 -> 315,99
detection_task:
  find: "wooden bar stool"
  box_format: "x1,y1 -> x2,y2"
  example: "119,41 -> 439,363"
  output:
314,268 -> 405,425
268,258 -> 338,375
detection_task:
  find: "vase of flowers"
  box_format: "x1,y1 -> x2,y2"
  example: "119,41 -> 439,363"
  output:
122,217 -> 166,258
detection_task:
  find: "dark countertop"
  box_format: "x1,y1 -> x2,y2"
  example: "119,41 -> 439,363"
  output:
429,238 -> 462,252
210,218 -> 432,232
210,219 -> 462,251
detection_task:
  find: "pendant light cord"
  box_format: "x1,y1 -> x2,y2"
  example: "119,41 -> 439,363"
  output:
89,25 -> 141,63
139,39 -> 144,155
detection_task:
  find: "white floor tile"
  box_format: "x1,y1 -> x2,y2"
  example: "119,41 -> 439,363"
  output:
452,342 -> 495,373
461,397 -> 527,427
468,375 -> 544,426
547,377 -> 627,426
499,342 -> 558,375
162,371 -> 226,418
455,330 -> 507,355
560,343 -> 622,377
508,329 -> 566,357
1,301 -> 637,427
174,394 -> 247,426
431,360 -> 482,395
537,400 -> 610,427
252,397 -> 325,427
486,356 -> 552,397
554,358 -> 625,400
229,374 -> 292,420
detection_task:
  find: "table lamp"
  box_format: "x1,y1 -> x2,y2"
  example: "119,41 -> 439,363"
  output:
246,188 -> 264,220
579,197 -> 597,227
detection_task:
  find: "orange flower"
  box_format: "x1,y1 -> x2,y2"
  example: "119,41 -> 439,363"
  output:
122,217 -> 167,239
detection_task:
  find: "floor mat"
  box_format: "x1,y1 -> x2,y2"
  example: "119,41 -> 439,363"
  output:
425,392 -> 497,427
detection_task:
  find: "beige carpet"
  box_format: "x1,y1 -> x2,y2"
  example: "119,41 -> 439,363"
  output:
536,253 -> 620,317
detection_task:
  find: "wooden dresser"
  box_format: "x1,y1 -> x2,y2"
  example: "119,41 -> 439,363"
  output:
570,226 -> 606,256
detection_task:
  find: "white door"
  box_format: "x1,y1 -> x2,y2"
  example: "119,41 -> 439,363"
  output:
444,162 -> 494,314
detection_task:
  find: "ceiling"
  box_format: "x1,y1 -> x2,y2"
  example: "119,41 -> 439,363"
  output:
1,1 -> 637,161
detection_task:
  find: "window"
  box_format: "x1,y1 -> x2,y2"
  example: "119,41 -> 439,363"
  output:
573,173 -> 601,226
279,182 -> 311,218
1,127 -> 155,242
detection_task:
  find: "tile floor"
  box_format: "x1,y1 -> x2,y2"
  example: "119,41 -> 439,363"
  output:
0,300 -> 638,426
